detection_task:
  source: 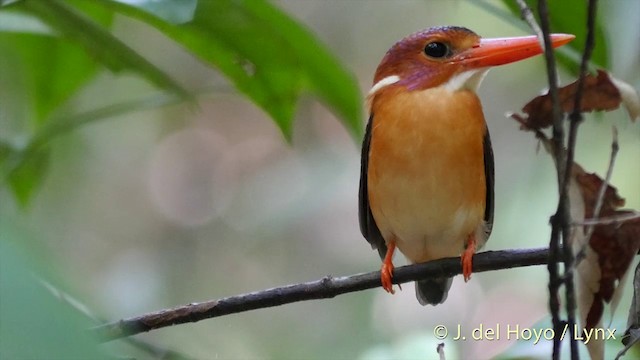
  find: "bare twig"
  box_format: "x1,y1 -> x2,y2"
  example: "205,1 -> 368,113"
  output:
568,0 -> 599,122
509,112 -> 551,144
559,2 -> 598,358
515,0 -> 544,48
529,0 -> 569,357
618,263 -> 640,359
575,211 -> 640,227
518,0 -> 599,358
1,85 -> 230,185
616,329 -> 640,360
573,126 -> 619,264
584,126 -> 618,234
437,342 -> 446,360
93,248 -> 552,341
537,1 -> 566,182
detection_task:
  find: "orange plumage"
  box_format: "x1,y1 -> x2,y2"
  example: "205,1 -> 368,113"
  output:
368,87 -> 488,264
359,26 -> 574,305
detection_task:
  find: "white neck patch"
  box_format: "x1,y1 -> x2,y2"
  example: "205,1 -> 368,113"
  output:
366,75 -> 401,113
439,68 -> 490,93
368,75 -> 401,97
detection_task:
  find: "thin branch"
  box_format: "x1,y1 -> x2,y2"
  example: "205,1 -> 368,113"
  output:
569,0 -> 599,123
93,247 -> 551,342
618,263 -> 640,359
585,130 -> 619,225
559,2 -> 598,359
532,0 -> 568,357
574,126 -> 619,264
437,342 -> 446,360
0,85 -> 232,185
509,112 -> 551,145
515,0 -> 543,47
616,329 -> 640,360
537,2 -> 566,183
575,211 -> 640,227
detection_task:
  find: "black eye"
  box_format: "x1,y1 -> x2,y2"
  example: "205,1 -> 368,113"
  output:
424,42 -> 449,58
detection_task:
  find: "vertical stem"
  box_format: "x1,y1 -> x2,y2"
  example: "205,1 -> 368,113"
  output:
560,1 -> 598,359
536,1 -> 568,358
518,1 -> 599,359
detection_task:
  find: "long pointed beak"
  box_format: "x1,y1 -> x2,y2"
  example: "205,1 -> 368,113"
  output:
460,34 -> 575,68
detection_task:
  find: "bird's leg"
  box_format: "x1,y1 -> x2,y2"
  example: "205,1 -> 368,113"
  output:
462,234 -> 477,282
381,241 -> 396,294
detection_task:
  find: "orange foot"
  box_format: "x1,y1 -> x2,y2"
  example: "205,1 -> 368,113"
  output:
461,234 -> 477,282
381,242 -> 396,294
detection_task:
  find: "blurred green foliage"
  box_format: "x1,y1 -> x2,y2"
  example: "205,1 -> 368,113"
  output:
0,224 -> 109,359
0,0 -> 363,357
0,0 -> 362,207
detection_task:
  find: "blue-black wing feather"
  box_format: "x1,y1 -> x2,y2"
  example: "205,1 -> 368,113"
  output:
483,128 -> 495,234
359,115 -> 387,260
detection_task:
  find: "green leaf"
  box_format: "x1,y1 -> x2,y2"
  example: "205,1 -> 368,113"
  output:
0,0 -> 192,205
0,88 -> 202,207
93,0 -> 363,141
0,7 -> 102,204
0,140 -> 11,163
1,0 -> 364,205
30,88 -> 196,149
0,227 -> 109,358
0,25 -> 95,204
0,3 -> 112,127
6,147 -> 51,207
499,0 -> 609,74
0,32 -> 101,127
15,0 -> 188,98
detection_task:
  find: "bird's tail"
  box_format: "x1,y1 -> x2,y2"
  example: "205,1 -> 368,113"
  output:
415,278 -> 453,305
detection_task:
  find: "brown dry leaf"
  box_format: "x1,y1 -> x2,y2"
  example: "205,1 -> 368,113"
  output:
570,164 -> 640,359
585,214 -> 640,329
514,70 -> 639,130
572,164 -> 625,218
609,75 -> 640,122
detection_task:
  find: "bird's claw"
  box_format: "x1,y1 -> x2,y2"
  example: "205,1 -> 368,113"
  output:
462,255 -> 472,282
381,263 -> 395,294
461,235 -> 477,282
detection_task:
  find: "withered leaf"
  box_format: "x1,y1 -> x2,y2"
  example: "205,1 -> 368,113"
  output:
570,164 -> 640,360
584,215 -> 640,330
516,70 -> 630,130
572,163 -> 625,218
571,164 -> 640,331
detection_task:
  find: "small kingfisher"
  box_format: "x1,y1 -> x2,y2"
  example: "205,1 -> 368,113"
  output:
359,26 -> 574,305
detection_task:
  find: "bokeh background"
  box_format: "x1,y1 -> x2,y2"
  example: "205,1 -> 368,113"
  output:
2,1 -> 640,359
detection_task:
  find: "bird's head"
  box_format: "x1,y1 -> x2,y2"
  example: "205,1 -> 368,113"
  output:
368,26 -> 574,100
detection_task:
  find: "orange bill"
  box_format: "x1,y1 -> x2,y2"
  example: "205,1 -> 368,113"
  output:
459,33 -> 575,68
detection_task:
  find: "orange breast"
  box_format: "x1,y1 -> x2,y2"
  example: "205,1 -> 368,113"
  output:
367,87 -> 487,263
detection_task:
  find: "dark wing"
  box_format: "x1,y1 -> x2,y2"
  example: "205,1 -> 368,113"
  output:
359,115 -> 387,260
483,127 -> 495,236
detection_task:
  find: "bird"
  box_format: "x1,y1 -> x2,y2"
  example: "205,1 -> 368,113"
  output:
359,26 -> 574,305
